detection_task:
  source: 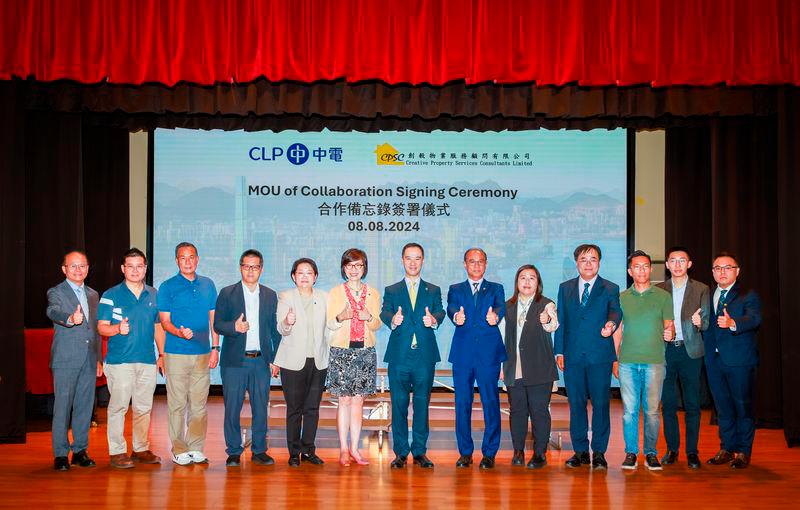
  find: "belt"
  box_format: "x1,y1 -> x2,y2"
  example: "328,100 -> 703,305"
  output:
669,340 -> 685,347
244,350 -> 262,358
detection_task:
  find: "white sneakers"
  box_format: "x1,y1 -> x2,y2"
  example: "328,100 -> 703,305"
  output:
172,452 -> 193,465
188,451 -> 208,464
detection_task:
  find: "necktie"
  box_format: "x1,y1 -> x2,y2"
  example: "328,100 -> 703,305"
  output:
580,282 -> 590,307
75,286 -> 89,322
472,282 -> 479,306
409,281 -> 418,348
716,289 -> 728,316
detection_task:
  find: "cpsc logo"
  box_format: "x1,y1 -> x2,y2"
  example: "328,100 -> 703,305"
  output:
375,143 -> 404,166
286,143 -> 310,165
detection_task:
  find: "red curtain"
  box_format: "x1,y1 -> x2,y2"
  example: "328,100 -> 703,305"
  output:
2,0 -> 799,87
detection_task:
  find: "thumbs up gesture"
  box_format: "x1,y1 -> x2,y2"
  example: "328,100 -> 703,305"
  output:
235,313 -> 249,333
454,306 -> 466,326
600,321 -> 615,337
486,306 -> 499,326
392,306 -> 404,327
691,307 -> 702,327
179,325 -> 194,339
337,302 -> 353,322
423,306 -> 436,328
119,317 -> 130,335
71,304 -> 84,325
284,307 -> 296,327
717,307 -> 736,329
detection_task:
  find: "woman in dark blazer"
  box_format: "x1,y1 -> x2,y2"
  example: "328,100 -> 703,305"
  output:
500,264 -> 559,468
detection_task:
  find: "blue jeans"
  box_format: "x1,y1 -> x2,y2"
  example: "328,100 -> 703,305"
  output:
619,363 -> 665,456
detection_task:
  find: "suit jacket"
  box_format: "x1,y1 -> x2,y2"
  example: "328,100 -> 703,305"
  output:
702,282 -> 761,367
380,279 -> 446,366
46,280 -> 101,369
446,279 -> 507,366
554,275 -> 622,365
503,297 -> 559,386
274,288 -> 329,371
656,278 -> 711,359
214,281 -> 281,367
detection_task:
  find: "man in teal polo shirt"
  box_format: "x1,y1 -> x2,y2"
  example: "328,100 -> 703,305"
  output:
98,248 -> 164,468
157,242 -> 219,466
613,250 -> 674,471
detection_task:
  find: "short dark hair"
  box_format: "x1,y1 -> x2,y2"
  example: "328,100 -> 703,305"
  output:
666,246 -> 691,260
574,244 -> 602,261
340,248 -> 368,280
291,257 -> 318,278
62,250 -> 89,266
175,242 -> 198,258
509,264 -> 544,305
402,242 -> 424,258
713,251 -> 739,266
627,250 -> 652,267
239,249 -> 264,266
122,247 -> 147,265
463,247 -> 487,262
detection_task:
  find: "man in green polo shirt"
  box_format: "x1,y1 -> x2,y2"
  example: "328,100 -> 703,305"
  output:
613,250 -> 674,471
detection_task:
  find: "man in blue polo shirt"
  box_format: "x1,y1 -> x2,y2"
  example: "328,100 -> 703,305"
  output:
158,242 -> 219,466
98,248 -> 164,469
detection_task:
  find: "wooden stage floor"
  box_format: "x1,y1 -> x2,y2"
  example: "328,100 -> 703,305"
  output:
1,395 -> 798,509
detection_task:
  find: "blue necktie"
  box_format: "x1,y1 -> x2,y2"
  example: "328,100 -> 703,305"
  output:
716,289 -> 728,316
472,282 -> 479,306
580,282 -> 590,307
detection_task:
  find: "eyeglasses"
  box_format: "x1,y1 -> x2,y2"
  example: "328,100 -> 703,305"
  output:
345,263 -> 365,270
124,264 -> 146,271
64,264 -> 88,270
668,258 -> 689,265
712,265 -> 739,272
240,264 -> 262,272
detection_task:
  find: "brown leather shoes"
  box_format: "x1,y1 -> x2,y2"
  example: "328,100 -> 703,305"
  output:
110,454 -> 135,469
706,449 -> 734,465
131,450 -> 162,464
730,453 -> 750,469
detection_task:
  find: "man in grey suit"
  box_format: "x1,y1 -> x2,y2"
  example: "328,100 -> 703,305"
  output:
656,246 -> 711,469
46,250 -> 102,471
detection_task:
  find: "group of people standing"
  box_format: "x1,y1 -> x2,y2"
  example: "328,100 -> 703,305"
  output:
46,241 -> 761,473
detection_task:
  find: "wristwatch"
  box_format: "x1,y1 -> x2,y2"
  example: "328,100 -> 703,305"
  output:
211,345 -> 221,352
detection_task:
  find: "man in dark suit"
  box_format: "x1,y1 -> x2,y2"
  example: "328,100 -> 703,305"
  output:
554,243 -> 621,469
656,246 -> 711,469
380,243 -> 445,469
213,249 -> 282,467
446,247 -> 506,469
46,250 -> 102,471
703,252 -> 761,469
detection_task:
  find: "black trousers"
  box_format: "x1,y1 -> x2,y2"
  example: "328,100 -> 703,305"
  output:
662,343 -> 703,454
280,357 -> 326,456
508,380 -> 552,456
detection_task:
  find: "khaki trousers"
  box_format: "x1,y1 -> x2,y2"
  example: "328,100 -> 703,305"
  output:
164,353 -> 210,454
104,362 -> 158,455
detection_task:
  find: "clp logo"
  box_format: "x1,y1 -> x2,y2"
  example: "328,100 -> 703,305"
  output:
375,143 -> 404,166
287,143 -> 310,165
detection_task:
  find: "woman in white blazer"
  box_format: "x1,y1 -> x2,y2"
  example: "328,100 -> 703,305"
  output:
274,258 -> 329,467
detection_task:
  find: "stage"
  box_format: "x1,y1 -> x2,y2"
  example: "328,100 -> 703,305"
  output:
0,396 -> 797,509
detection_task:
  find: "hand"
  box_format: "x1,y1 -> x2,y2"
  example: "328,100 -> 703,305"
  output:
612,361 -> 619,379
691,307 -> 702,328
337,303 -> 353,322
71,305 -> 84,326
556,355 -> 565,371
486,306 -> 499,326
717,308 -> 736,329
96,361 -> 103,378
357,308 -> 372,321
454,306 -> 466,326
179,325 -> 194,339
208,349 -> 219,369
157,356 -> 166,377
600,321 -> 615,337
423,306 -> 436,328
663,326 -> 674,341
235,313 -> 249,333
499,366 -> 504,381
284,307 -> 296,327
392,306 -> 404,327
119,317 -> 130,335
270,364 -> 280,378
539,309 -> 550,325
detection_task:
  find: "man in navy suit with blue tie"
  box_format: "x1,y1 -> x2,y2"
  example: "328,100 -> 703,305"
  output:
554,244 -> 622,469
447,248 -> 506,469
703,252 -> 761,469
380,243 -> 445,469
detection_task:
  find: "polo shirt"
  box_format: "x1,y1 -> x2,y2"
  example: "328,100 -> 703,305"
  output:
158,273 -> 218,355
98,282 -> 160,365
619,285 -> 673,364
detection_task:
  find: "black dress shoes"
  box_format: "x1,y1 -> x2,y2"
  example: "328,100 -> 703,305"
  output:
527,454 -> 547,469
479,456 -> 495,469
707,449 -> 734,465
390,455 -> 408,468
71,450 -> 96,467
413,455 -> 434,468
251,452 -> 275,466
54,456 -> 70,471
687,453 -> 701,469
661,450 -> 678,465
591,452 -> 608,469
288,455 -> 301,467
730,453 -> 750,469
565,451 -> 590,468
511,449 -> 525,466
225,455 -> 241,467
455,454 -> 473,468
301,452 -> 325,465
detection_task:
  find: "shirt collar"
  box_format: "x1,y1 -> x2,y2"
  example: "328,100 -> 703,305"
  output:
717,281 -> 736,292
65,279 -> 84,292
579,275 -> 598,287
628,284 -> 654,296
468,278 -> 484,287
405,276 -> 421,287
241,282 -> 260,295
